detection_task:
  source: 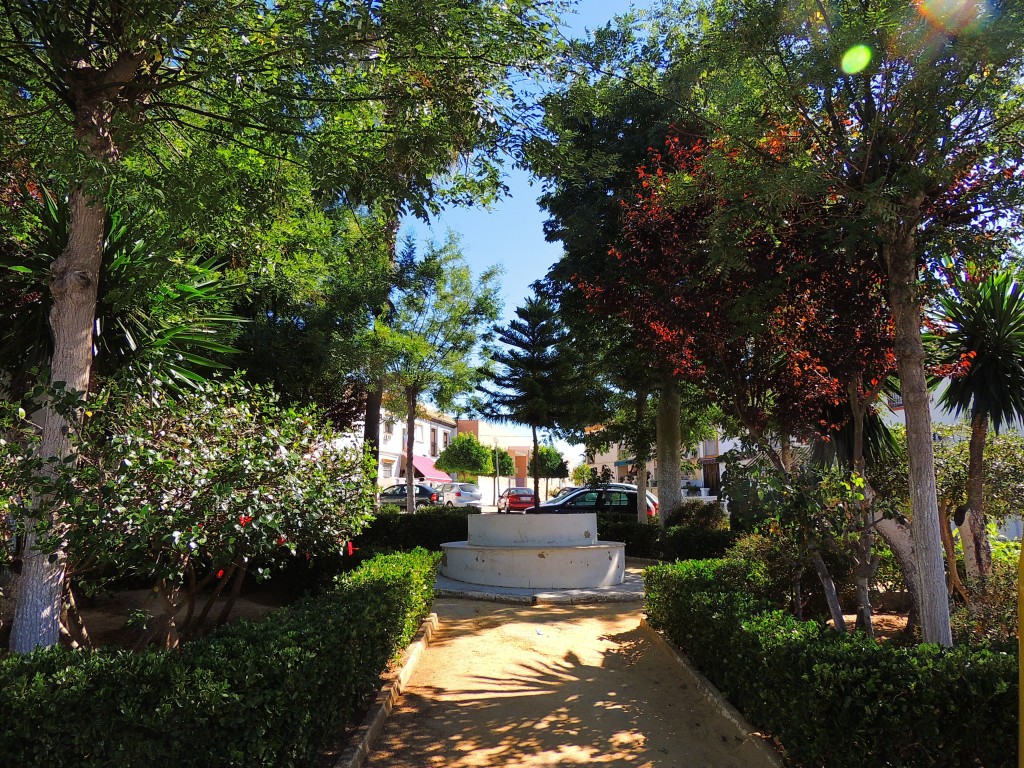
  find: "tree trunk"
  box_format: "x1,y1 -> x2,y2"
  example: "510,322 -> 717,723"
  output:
875,515 -> 923,638
363,212 -> 400,480
848,390 -> 876,635
636,388 -> 650,524
961,408 -> 992,584
405,388 -> 418,512
810,545 -> 847,633
363,389 -> 383,478
939,500 -> 970,603
883,218 -> 952,646
531,425 -> 540,509
655,383 -> 682,524
10,188 -> 106,653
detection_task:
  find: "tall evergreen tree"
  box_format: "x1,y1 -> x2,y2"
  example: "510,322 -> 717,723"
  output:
480,296 -> 599,507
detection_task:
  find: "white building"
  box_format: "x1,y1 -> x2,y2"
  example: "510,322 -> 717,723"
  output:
375,409 -> 456,487
585,429 -> 741,499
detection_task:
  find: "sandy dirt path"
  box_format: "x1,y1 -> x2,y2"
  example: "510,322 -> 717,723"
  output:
364,598 -> 779,768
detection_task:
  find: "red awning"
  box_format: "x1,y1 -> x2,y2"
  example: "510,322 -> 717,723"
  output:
411,455 -> 451,484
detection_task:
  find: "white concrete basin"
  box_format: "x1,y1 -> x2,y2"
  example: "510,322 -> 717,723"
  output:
441,512 -> 625,589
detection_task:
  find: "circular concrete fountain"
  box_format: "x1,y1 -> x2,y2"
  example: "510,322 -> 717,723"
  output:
440,512 -> 625,589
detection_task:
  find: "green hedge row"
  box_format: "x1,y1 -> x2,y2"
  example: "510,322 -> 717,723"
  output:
354,506 -> 472,553
0,548 -> 441,768
350,508 -> 735,563
644,559 -> 1016,767
596,517 -> 738,561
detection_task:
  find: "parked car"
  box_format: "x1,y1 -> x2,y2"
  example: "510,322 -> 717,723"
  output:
526,484 -> 658,517
379,483 -> 440,511
438,482 -> 483,507
497,487 -> 538,513
549,486 -> 580,499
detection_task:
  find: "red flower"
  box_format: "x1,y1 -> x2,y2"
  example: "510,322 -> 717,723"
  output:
238,514 -> 253,527
277,535 -> 287,545
216,569 -> 225,579
346,541 -> 358,556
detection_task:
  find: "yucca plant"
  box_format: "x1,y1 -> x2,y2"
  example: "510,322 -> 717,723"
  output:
0,186 -> 241,399
927,267 -> 1024,583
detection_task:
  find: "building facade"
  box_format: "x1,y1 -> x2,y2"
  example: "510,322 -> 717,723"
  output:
375,409 -> 457,487
585,429 -> 742,499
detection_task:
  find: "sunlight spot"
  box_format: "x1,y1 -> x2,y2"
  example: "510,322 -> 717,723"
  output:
917,0 -> 989,33
841,45 -> 872,74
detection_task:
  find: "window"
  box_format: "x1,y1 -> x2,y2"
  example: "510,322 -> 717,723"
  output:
443,431 -> 450,449
430,427 -> 438,456
566,491 -> 599,509
604,491 -> 630,511
381,460 -> 395,479
415,425 -> 423,442
383,419 -> 395,437
887,394 -> 904,409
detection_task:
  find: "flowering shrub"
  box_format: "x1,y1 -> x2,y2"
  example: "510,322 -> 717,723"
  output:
1,378 -> 377,646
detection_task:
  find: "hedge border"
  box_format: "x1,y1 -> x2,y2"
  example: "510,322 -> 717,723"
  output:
643,559 -> 1017,768
0,548 -> 442,768
332,612 -> 439,768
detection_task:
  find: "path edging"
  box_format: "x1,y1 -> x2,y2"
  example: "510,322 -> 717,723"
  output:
332,612 -> 439,768
639,619 -> 785,767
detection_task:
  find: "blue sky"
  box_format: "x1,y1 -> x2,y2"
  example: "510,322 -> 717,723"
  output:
404,0 -> 650,323
404,1 -> 651,458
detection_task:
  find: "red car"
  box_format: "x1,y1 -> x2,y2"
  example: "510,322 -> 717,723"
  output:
497,487 -> 537,513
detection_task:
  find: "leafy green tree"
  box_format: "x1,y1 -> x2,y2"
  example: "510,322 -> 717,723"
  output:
480,296 -> 599,507
483,444 -> 516,501
0,0 -> 559,651
571,463 -> 591,486
230,205 -> 393,427
378,238 -> 500,511
533,444 -> 568,497
675,0 -> 1024,645
529,21 -> 683,515
435,433 -> 494,481
927,270 -> 1024,583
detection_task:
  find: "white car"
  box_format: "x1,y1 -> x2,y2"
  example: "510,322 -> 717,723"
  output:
438,482 -> 483,507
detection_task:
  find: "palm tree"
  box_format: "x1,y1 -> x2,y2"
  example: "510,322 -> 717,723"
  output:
928,269 -> 1024,583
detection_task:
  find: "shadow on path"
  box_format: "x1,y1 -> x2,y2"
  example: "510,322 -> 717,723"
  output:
365,599 -> 775,768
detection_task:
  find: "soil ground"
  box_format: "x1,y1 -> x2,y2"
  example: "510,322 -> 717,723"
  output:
830,613 -> 908,641
364,597 -> 780,768
0,587 -> 288,650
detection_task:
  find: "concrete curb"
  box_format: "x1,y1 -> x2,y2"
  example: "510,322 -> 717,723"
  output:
639,619 -> 785,767
333,612 -> 439,768
433,587 -> 644,605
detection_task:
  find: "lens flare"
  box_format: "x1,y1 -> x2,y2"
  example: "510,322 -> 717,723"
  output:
841,45 -> 873,74
917,0 -> 987,33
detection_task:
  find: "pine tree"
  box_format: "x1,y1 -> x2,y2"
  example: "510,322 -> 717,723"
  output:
481,296 -> 598,508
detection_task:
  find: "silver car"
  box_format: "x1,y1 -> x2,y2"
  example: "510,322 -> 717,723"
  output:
438,482 -> 483,507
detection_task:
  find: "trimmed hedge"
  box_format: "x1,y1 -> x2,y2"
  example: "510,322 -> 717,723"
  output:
354,506 -> 472,553
0,548 -> 441,768
596,516 -> 738,561
644,559 -> 1016,767
351,509 -> 736,563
